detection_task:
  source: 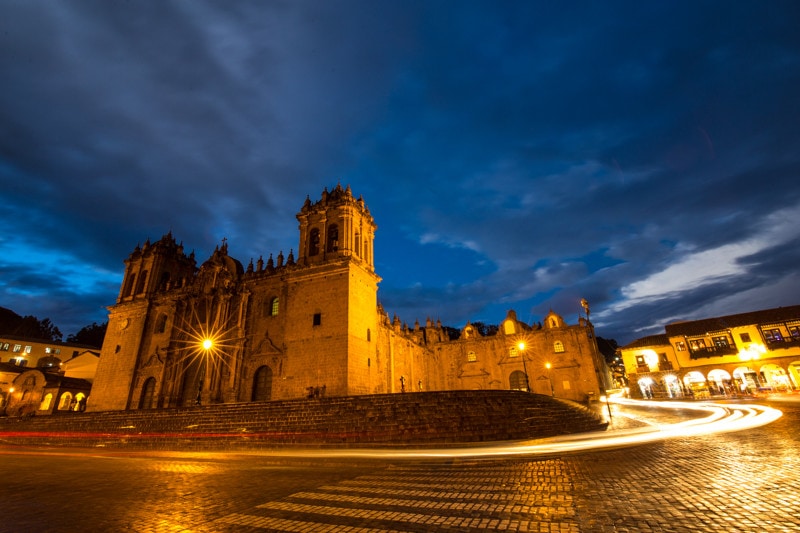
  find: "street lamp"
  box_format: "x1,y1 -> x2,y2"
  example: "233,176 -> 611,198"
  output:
518,342 -> 531,392
545,362 -> 554,396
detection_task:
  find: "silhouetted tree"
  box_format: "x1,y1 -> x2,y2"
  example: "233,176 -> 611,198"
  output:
67,322 -> 107,348
596,337 -> 619,363
471,322 -> 499,336
0,309 -> 63,341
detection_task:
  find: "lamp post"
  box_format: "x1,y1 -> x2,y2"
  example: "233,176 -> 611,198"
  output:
196,338 -> 214,405
518,342 -> 531,392
545,362 -> 554,396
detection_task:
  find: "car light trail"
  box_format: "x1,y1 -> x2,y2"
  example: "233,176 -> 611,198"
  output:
262,399 -> 782,460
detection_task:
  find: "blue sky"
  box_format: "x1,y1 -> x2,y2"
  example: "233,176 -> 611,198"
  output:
1,1 -> 799,344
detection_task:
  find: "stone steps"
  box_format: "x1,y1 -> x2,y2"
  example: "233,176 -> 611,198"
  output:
0,390 -> 607,450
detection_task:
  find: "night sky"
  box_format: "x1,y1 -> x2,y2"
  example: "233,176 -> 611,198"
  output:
2,1 -> 799,344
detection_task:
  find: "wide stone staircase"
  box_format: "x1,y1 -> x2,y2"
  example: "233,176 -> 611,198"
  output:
0,390 -> 607,450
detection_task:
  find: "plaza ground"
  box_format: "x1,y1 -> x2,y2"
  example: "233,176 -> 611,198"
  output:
0,398 -> 798,533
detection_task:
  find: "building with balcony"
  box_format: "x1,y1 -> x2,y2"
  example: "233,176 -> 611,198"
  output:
619,306 -> 800,399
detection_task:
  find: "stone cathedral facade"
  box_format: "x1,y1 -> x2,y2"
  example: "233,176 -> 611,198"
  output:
88,185 -> 607,412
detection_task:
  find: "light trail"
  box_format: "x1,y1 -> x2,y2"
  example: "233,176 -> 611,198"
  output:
258,399 -> 782,460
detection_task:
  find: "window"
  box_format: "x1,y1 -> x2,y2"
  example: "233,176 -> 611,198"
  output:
740,333 -> 751,343
12,344 -> 21,353
326,224 -> 339,253
764,329 -> 783,343
270,297 -> 279,317
467,351 -> 477,362
712,336 -> 729,348
313,313 -> 321,326
24,346 -> 31,354
309,228 -> 320,256
790,326 -> 800,339
689,339 -> 706,351
553,341 -> 565,353
54,348 -> 60,355
676,341 -> 685,352
367,329 -> 371,342
18,359 -> 28,367
508,346 -> 518,358
136,270 -> 148,294
125,273 -> 136,297
155,314 -> 168,334
1,343 -> 9,351
636,355 -> 646,365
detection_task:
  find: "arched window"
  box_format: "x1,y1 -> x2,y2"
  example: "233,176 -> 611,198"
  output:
125,273 -> 136,297
309,229 -> 320,256
136,270 -> 148,294
74,392 -> 87,411
159,272 -> 170,291
155,313 -> 168,333
39,393 -> 53,411
139,378 -> 156,409
270,297 -> 279,316
326,224 -> 339,253
510,370 -> 529,391
58,392 -> 73,411
252,366 -> 273,402
554,341 -> 565,353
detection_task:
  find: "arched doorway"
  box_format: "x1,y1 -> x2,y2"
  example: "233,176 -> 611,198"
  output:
707,369 -> 732,396
733,366 -> 759,394
759,364 -> 791,392
788,361 -> 800,390
683,371 -> 709,399
637,377 -> 655,399
662,375 -> 683,398
509,370 -> 529,392
139,378 -> 156,409
251,366 -> 273,402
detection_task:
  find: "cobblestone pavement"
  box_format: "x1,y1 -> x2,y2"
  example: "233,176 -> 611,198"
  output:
1,399 -> 798,533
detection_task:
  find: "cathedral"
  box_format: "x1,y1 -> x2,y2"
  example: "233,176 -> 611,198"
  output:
88,185 -> 607,412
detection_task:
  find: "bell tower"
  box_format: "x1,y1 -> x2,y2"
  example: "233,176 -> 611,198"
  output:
296,183 -> 376,270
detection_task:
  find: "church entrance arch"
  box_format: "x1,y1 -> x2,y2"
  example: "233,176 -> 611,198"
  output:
252,366 -> 273,402
139,377 -> 156,409
509,370 -> 528,392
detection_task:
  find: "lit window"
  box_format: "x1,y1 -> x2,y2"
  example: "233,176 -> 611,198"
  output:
45,347 -> 52,354
24,346 -> 32,354
676,341 -> 685,352
689,339 -> 706,351
1,343 -> 9,351
712,336 -> 729,348
12,344 -> 21,353
509,346 -> 518,358
270,297 -> 279,316
467,351 -> 477,362
554,341 -> 565,353
54,348 -> 60,355
790,326 -> 800,339
764,329 -> 783,343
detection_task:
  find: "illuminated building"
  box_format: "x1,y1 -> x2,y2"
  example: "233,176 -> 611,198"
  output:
87,185 -> 607,412
620,306 -> 800,399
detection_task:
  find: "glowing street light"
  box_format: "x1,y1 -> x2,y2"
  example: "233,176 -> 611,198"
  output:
202,338 -> 214,351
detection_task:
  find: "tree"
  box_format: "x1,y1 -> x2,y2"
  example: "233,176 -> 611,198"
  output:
596,337 -> 619,364
67,322 -> 108,348
0,310 -> 63,341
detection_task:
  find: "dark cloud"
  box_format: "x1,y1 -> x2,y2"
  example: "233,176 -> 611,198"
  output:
1,1 -> 799,341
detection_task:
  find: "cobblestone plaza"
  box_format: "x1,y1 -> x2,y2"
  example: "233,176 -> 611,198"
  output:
1,399 -> 798,533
